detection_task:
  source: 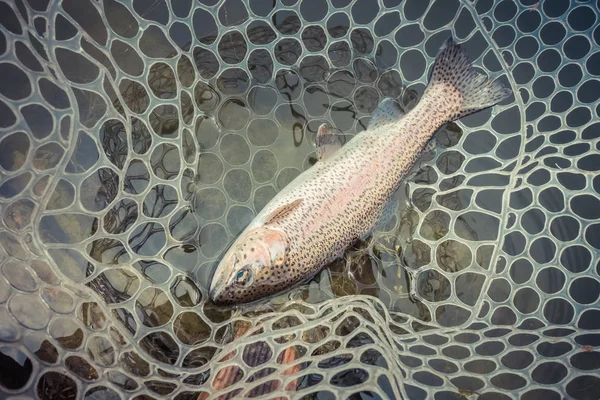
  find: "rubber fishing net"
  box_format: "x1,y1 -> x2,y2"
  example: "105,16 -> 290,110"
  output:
0,0 -> 599,399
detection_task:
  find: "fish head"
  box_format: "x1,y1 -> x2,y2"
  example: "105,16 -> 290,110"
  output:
209,226 -> 290,304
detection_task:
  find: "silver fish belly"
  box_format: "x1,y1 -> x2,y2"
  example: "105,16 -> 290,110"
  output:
209,38 -> 511,304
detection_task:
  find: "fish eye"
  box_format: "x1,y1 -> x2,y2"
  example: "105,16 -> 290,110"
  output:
234,268 -> 251,287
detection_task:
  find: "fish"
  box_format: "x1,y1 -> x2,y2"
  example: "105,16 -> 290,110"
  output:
209,37 -> 512,305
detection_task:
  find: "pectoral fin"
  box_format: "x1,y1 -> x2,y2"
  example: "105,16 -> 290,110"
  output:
316,124 -> 344,161
369,98 -> 405,130
263,199 -> 303,225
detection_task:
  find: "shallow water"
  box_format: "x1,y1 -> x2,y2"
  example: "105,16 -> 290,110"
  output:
0,0 -> 599,399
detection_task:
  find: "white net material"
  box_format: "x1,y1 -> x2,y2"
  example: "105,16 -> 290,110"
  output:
0,0 -> 599,399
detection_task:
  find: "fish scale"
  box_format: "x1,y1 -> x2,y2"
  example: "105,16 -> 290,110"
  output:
209,38 -> 511,304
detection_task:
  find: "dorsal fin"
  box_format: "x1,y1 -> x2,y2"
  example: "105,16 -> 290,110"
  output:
316,123 -> 344,161
263,199 -> 303,225
369,98 -> 405,130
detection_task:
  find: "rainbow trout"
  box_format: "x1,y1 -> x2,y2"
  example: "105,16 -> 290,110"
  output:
209,38 -> 511,304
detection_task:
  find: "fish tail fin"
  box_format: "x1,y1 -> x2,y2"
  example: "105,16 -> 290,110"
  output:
426,37 -> 512,120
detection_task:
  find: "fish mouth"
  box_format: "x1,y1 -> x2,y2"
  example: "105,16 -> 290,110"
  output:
208,270 -> 227,302
208,254 -> 236,303
208,284 -> 220,302
208,241 -> 241,303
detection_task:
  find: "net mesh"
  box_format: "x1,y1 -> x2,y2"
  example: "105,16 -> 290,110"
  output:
0,0 -> 599,399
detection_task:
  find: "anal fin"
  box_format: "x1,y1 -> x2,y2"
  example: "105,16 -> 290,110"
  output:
422,136 -> 439,158
359,199 -> 399,242
374,199 -> 399,232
